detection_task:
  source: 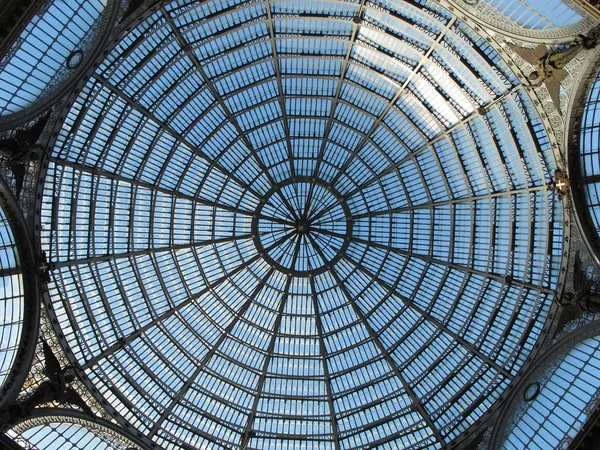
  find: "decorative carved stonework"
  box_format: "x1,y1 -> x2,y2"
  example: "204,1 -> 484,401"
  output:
553,212 -> 600,339
0,340 -> 93,430
549,168 -> 571,201
443,0 -> 598,41
19,308 -> 113,423
503,36 -> 596,126
559,251 -> 600,312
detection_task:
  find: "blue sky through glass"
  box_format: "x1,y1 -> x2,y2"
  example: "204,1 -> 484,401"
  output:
26,0 -> 568,448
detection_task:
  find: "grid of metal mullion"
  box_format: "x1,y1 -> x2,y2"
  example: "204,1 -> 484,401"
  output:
340,253 -> 512,379
318,221 -> 549,295
0,206 -> 23,388
78,251 -> 263,371
33,0 -> 567,447
322,16 -> 456,192
306,89 -> 524,226
0,0 -> 107,116
239,273 -> 295,449
306,1 -> 366,192
90,72 -> 265,202
161,8 -> 300,220
313,54 -> 517,225
148,267 -> 277,437
580,70 -> 600,237
321,255 -> 445,447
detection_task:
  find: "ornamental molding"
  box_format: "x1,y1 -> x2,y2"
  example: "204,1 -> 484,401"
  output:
440,0 -> 598,43
488,319 -> 600,450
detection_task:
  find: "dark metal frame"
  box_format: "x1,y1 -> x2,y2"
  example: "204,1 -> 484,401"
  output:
0,175 -> 40,410
29,0 -> 569,449
251,176 -> 352,277
7,407 -> 151,449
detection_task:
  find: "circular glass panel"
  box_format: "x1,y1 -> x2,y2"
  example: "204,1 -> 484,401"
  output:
523,382 -> 541,402
66,50 -> 84,70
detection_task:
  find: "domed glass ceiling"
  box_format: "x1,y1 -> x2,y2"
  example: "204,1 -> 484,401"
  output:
0,0 -> 107,116
0,206 -> 25,390
39,0 -> 564,448
579,69 -> 600,242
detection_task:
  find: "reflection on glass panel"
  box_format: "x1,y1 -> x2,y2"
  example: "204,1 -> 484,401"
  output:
503,336 -> 600,450
0,206 -> 23,390
483,0 -> 583,30
0,0 -> 106,116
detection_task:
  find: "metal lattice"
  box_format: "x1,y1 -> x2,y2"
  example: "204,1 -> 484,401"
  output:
36,0 -> 566,449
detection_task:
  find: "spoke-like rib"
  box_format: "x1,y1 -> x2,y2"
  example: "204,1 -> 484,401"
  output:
341,253 -> 513,379
160,8 -> 301,222
307,86 -> 524,225
52,233 -> 254,269
148,267 -> 276,437
80,255 -> 258,370
304,1 -> 366,215
348,185 -> 547,219
264,0 -> 296,179
306,234 -> 445,447
316,228 -> 555,294
51,157 -> 260,218
90,72 -> 265,203
239,239 -> 301,449
80,229 -> 295,369
309,276 -> 341,450
324,17 -> 458,190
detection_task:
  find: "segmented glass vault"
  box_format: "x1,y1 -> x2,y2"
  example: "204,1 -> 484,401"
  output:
40,0 -> 564,448
580,69 -> 600,242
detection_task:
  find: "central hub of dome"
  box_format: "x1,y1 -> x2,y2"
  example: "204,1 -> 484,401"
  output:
252,177 -> 352,276
296,220 -> 309,234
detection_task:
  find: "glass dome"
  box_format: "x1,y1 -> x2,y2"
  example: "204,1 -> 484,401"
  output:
7,410 -> 143,449
579,69 -> 600,246
39,0 -> 564,448
502,335 -> 600,450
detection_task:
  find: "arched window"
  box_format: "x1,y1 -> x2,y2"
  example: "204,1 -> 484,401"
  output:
503,335 -> 600,449
0,0 -> 118,130
490,321 -> 600,449
0,204 -> 25,389
579,69 -> 600,246
0,176 -> 39,408
7,409 -> 145,449
450,0 -> 597,41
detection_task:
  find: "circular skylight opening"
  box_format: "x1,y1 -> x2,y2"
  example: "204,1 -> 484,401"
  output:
252,177 -> 351,276
66,50 -> 84,70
